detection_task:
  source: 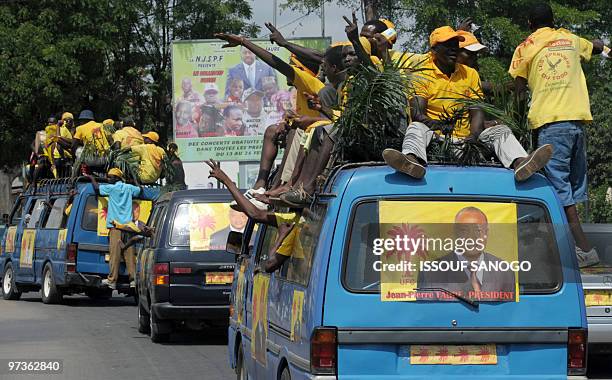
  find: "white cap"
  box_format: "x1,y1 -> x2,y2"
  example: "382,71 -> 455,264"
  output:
463,42 -> 487,52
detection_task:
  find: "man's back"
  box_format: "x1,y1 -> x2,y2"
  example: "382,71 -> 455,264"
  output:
99,181 -> 140,226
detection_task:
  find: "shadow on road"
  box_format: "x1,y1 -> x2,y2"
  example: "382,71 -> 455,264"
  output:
144,326 -> 229,346
17,294 -> 137,307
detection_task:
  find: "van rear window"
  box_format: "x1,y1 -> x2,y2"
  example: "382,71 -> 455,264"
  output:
170,202 -> 247,251
342,200 -> 563,300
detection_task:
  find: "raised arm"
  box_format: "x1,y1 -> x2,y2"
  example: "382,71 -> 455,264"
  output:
344,12 -> 373,67
215,33 -> 294,80
266,22 -> 323,65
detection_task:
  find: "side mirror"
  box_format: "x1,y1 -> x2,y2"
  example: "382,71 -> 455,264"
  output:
226,230 -> 243,255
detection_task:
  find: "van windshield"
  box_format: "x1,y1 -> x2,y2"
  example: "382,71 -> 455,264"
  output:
343,200 -> 563,301
170,202 -> 247,251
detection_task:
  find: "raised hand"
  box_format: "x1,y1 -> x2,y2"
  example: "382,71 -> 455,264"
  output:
265,22 -> 287,47
205,159 -> 231,184
343,11 -> 359,41
214,33 -> 244,48
304,92 -> 322,111
457,17 -> 473,32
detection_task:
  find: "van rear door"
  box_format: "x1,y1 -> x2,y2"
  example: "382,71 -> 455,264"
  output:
165,201 -> 237,306
325,199 -> 585,379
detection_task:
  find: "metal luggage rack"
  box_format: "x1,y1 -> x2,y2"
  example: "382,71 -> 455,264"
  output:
26,176 -> 161,197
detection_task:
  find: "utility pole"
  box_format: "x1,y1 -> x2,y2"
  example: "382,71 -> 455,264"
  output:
320,0 -> 325,37
273,0 -> 277,26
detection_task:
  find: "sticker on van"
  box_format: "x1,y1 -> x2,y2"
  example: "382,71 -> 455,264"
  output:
19,229 -> 36,268
251,274 -> 269,365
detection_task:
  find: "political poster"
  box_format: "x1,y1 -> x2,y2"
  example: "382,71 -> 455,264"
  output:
19,229 -> 36,269
290,290 -> 304,342
171,37 -> 330,162
57,229 -> 67,251
378,201 -> 519,303
96,198 -> 152,237
4,226 -> 17,253
186,203 -> 247,251
251,274 -> 270,365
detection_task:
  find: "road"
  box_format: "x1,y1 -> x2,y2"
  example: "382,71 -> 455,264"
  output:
0,292 -> 610,380
0,293 -> 234,380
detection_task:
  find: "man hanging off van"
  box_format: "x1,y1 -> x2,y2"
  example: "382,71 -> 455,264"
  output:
88,168 -> 143,289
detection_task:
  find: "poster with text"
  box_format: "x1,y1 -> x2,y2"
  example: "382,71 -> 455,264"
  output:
171,37 -> 330,162
19,229 -> 36,269
97,198 -> 153,237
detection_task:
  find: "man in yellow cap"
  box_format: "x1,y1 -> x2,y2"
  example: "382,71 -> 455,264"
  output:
383,26 -> 553,182
112,117 -> 143,149
43,115 -> 73,177
87,168 -> 143,289
130,131 -> 166,184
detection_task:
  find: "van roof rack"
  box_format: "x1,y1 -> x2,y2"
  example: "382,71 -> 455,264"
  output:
25,176 -> 161,197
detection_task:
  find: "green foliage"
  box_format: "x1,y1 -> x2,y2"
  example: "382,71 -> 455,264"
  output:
578,185 -> 612,223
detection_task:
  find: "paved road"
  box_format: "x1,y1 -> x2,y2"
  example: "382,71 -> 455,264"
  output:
0,293 -> 234,380
0,292 -> 610,379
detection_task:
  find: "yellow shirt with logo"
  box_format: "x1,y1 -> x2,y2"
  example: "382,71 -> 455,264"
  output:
74,121 -> 109,154
508,27 -> 593,129
44,124 -> 72,159
413,52 -> 483,138
131,143 -> 166,184
292,66 -> 325,118
113,127 -> 144,148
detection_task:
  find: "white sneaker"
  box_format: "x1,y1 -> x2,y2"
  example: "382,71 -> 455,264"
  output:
576,247 -> 600,268
101,279 -> 116,290
130,280 -> 136,288
230,187 -> 267,211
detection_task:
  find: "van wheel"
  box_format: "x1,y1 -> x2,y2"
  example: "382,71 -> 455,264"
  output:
138,300 -> 150,334
2,263 -> 21,300
280,366 -> 291,380
149,303 -> 170,343
41,263 -> 62,304
236,343 -> 247,380
85,289 -> 112,300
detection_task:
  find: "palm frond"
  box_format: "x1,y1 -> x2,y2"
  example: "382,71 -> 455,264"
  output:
107,148 -> 140,183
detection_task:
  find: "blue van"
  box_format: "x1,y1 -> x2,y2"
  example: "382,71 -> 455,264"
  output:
1,178 -> 158,303
227,164 -> 588,379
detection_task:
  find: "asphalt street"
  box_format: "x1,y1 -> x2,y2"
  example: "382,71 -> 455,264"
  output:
0,293 -> 234,380
0,292 -> 610,380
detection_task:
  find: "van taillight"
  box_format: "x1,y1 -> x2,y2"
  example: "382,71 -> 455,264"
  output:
568,328 -> 587,375
66,243 -> 77,273
310,327 -> 337,375
172,267 -> 192,274
154,263 -> 169,286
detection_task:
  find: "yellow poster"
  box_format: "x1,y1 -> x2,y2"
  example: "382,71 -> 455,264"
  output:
5,226 -> 17,253
97,197 -> 152,237
291,290 -> 304,342
19,229 -> 36,269
251,274 -> 269,365
410,344 -> 498,365
379,201 -> 518,302
57,229 -> 67,250
235,261 -> 247,324
188,203 -> 247,251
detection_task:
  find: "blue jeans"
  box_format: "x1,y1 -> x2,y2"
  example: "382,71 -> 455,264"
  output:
537,121 -> 588,207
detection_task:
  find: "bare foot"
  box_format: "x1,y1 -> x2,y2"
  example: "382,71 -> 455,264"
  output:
253,193 -> 272,204
266,183 -> 291,197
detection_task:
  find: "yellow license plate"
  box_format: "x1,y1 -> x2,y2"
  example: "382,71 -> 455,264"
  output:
206,272 -> 234,285
585,290 -> 612,307
410,344 -> 497,365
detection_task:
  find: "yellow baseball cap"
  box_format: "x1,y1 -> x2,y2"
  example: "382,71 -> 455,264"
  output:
102,119 -> 114,126
358,36 -> 372,56
143,131 -> 159,143
380,19 -> 397,44
457,30 -> 486,51
429,26 -> 465,47
61,112 -> 74,120
108,168 -> 124,179
330,40 -> 352,47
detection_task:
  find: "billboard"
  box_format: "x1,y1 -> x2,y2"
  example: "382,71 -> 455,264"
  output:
171,37 -> 330,162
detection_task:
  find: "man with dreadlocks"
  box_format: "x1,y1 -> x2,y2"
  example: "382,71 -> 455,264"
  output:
383,26 -> 553,182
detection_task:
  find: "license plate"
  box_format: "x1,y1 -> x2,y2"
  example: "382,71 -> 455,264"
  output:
410,344 -> 497,365
585,289 -> 612,307
206,272 -> 234,285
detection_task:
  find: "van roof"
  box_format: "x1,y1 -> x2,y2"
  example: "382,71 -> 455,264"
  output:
156,188 -> 244,203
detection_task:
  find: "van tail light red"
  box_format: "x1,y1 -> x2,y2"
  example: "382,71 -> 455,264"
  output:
310,327 -> 337,375
66,243 -> 77,273
567,328 -> 587,375
154,263 -> 169,286
172,267 -> 192,274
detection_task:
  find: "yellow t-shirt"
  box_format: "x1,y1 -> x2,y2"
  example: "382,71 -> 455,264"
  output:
413,53 -> 483,138
131,143 -> 166,184
44,124 -> 72,159
274,212 -> 301,257
292,66 -> 325,118
112,127 -> 144,148
508,27 -> 593,129
74,121 -> 110,154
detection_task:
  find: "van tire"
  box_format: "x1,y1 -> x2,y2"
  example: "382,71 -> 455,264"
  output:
236,343 -> 247,380
2,263 -> 21,300
41,263 -> 62,304
280,366 -> 291,380
149,304 -> 170,343
138,300 -> 150,334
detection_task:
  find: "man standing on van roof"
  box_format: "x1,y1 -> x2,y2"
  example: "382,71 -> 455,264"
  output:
382,26 -> 553,183
509,2 -> 608,268
72,110 -> 110,157
131,131 -> 166,184
88,168 -> 142,289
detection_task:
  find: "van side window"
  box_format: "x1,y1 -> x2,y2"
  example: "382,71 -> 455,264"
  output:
43,198 -> 69,229
26,199 -> 47,229
150,204 -> 167,248
9,197 -> 24,226
256,225 -> 278,267
170,204 -> 190,246
81,196 -> 99,231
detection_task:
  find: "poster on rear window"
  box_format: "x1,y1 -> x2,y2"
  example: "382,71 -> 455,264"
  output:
97,198 -> 153,237
171,37 -> 330,162
378,201 -> 519,303
187,203 -> 247,252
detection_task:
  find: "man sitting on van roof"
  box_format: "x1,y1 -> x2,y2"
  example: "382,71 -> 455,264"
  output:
131,131 -> 166,184
112,117 -> 144,149
88,168 -> 142,289
382,26 -> 553,182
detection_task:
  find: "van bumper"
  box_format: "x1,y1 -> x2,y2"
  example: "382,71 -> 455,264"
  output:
152,302 -> 229,321
64,272 -> 103,287
587,317 -> 612,343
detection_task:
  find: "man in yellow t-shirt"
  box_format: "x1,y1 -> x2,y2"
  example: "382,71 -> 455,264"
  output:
130,131 -> 166,184
509,3 -> 607,267
72,110 -> 110,156
382,26 -> 552,182
112,117 -> 143,149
